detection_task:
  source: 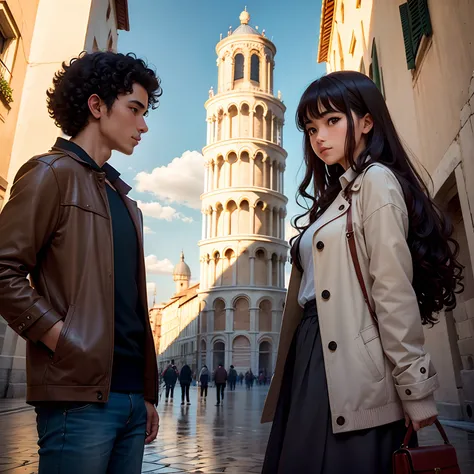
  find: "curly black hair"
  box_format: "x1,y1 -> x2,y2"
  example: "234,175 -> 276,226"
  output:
47,51 -> 162,137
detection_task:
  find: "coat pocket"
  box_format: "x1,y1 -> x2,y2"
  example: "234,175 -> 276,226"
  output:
52,304 -> 75,364
355,325 -> 385,381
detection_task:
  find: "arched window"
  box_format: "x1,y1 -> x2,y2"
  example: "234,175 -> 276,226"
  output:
259,341 -> 272,376
251,54 -> 260,83
234,54 -> 244,81
232,336 -> 251,371
213,341 -> 225,370
233,297 -> 250,331
213,299 -> 225,331
259,300 -> 272,332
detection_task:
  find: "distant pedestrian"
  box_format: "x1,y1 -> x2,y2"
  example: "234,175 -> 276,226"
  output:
199,365 -> 210,399
239,372 -> 244,385
179,364 -> 192,406
245,369 -> 254,390
214,363 -> 228,406
228,365 -> 238,391
163,361 -> 179,402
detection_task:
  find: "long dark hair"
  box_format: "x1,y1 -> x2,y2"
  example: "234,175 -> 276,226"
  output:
291,71 -> 463,325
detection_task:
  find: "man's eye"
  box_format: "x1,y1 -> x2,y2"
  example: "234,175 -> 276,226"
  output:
131,108 -> 138,114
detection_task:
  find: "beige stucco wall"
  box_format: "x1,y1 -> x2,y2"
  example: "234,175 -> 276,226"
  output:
5,0 -> 121,198
0,0 -> 40,209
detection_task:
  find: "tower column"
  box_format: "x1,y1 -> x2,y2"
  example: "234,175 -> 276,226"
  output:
276,259 -> 281,288
267,258 -> 272,286
269,209 -> 273,238
263,158 -> 268,189
249,205 -> 255,234
211,210 -> 217,238
250,111 -> 255,137
249,256 -> 255,286
250,307 -> 258,332
226,307 -> 233,332
250,157 -> 255,186
269,161 -> 274,190
207,211 -> 212,239
213,163 -> 219,190
262,56 -> 268,92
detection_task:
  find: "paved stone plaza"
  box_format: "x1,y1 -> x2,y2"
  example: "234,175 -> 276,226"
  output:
0,386 -> 473,473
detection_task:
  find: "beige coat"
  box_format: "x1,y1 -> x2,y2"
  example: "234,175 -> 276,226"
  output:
262,163 -> 439,434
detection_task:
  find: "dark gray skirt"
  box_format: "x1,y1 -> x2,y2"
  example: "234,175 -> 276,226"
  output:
262,299 -> 414,474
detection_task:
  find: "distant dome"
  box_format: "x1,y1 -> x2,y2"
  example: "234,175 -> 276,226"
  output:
173,251 -> 191,280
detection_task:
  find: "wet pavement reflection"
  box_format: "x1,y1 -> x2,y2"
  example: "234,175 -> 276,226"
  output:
0,385 -> 474,473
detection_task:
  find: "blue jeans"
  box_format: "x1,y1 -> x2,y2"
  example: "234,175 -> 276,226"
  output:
35,392 -> 147,474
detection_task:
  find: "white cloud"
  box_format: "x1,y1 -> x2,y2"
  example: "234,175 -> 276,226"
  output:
135,150 -> 205,210
147,282 -> 156,295
137,201 -> 193,223
144,226 -> 155,234
145,255 -> 174,275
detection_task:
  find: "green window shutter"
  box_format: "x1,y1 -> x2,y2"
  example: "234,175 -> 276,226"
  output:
419,0 -> 433,37
371,40 -> 382,91
399,3 -> 416,70
408,0 -> 424,57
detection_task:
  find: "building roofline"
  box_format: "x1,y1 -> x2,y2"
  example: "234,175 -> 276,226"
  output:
317,0 -> 335,63
114,0 -> 130,31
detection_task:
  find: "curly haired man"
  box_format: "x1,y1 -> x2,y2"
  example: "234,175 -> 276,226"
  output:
0,52 -> 162,474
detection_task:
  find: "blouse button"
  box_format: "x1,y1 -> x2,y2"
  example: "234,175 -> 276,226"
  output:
316,241 -> 324,250
328,341 -> 338,352
405,389 -> 412,396
339,205 -> 345,211
336,416 -> 345,426
420,367 -> 426,374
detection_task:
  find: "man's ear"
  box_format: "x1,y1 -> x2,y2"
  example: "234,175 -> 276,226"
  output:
88,94 -> 104,119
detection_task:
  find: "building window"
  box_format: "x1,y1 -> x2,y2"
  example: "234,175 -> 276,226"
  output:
356,0 -> 362,8
349,32 -> 357,56
399,0 -> 432,70
0,3 -> 19,104
360,58 -> 366,75
0,29 -> 6,56
234,53 -> 244,81
107,33 -> 114,51
106,2 -> 112,21
250,54 -> 260,83
341,2 -> 345,23
369,39 -> 385,97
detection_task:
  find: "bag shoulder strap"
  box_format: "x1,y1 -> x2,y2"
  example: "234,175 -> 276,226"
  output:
346,194 -> 378,324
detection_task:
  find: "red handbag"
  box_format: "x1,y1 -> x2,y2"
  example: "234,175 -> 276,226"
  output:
345,200 -> 461,474
392,420 -> 460,473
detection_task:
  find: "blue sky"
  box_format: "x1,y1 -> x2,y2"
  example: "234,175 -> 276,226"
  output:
111,0 -> 326,304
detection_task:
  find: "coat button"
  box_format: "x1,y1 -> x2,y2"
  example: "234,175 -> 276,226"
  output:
420,367 -> 426,374
336,416 -> 345,426
321,290 -> 331,300
26,316 -> 31,320
18,323 -> 25,330
405,389 -> 412,396
328,341 -> 337,351
316,241 -> 324,250
339,205 -> 345,211
97,391 -> 103,400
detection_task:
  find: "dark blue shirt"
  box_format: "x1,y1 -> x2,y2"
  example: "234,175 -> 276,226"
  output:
55,138 -> 145,393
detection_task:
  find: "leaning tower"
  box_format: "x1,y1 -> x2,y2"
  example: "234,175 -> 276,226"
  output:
198,9 -> 288,377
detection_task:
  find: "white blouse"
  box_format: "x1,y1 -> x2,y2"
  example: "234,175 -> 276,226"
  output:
297,216 -> 323,307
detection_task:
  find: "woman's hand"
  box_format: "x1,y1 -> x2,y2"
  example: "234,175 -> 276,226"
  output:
404,413 -> 437,431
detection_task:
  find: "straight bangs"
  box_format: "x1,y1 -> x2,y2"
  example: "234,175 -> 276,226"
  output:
296,76 -> 351,132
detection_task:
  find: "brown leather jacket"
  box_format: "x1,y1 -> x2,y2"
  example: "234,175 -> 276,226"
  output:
0,146 -> 158,405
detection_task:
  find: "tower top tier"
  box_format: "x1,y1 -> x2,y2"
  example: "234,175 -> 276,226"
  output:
213,10 -> 277,97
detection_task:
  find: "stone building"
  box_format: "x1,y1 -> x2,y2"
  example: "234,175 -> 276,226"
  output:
198,9 -> 288,376
317,0 -> 474,421
155,253 -> 200,374
0,0 -> 130,398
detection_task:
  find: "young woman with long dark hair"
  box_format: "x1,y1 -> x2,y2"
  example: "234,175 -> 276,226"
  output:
261,71 -> 463,474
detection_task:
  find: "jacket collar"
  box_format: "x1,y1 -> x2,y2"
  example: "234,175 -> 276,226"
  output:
51,137 -> 132,196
